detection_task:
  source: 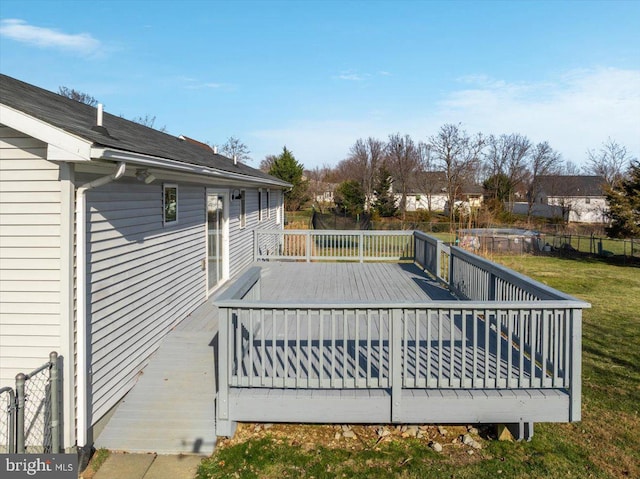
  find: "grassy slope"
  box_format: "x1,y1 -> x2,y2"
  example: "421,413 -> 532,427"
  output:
198,256 -> 639,479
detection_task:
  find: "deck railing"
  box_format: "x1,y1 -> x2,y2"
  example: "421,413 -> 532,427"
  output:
217,230 -> 588,435
255,230 -> 415,263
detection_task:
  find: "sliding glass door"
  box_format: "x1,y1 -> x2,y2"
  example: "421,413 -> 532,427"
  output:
207,191 -> 228,292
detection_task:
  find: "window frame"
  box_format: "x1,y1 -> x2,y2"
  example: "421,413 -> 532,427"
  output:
163,183 -> 178,225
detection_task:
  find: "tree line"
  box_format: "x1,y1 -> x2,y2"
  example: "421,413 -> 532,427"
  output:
267,125 -> 635,231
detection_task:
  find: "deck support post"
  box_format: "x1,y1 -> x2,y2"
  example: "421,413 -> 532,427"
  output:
391,308 -> 403,422
507,421 -> 534,442
569,309 -> 582,422
217,308 -> 232,435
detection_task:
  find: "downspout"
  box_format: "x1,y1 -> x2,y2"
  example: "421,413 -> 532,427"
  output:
75,161 -> 126,448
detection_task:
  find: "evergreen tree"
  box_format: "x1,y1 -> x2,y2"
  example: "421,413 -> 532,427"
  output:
269,147 -> 309,211
606,161 -> 640,238
372,166 -> 398,217
334,180 -> 365,216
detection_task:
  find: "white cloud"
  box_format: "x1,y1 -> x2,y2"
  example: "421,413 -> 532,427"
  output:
437,67 -> 640,163
335,71 -> 368,81
334,70 -> 392,82
0,19 -> 102,56
178,76 -> 230,90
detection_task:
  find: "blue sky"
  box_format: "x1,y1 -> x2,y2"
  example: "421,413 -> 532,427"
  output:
1,0 -> 639,169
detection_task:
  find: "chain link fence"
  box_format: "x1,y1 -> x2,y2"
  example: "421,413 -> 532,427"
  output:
0,352 -> 60,453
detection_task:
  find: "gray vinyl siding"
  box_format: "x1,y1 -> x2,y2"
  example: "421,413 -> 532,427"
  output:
0,125 -> 62,386
85,180 -> 206,423
229,188 -> 281,277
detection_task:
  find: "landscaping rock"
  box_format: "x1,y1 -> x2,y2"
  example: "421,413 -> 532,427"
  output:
429,441 -> 443,453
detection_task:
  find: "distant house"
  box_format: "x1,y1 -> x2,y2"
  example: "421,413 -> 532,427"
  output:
402,172 -> 484,213
512,175 -> 607,223
0,74 -> 290,451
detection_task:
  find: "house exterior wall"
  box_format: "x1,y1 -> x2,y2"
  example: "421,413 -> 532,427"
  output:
229,188 -> 281,277
83,178 -> 283,425
547,196 -> 608,223
0,125 -> 64,386
0,119 -> 287,439
403,193 -> 448,212
83,177 -> 207,424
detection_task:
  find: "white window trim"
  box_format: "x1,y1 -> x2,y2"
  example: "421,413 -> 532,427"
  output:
258,188 -> 263,223
266,189 -> 271,219
163,183 -> 178,225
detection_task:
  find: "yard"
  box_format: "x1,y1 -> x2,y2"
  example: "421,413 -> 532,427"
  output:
198,255 -> 639,479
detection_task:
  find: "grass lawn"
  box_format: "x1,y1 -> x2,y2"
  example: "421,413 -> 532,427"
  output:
198,256 -> 639,479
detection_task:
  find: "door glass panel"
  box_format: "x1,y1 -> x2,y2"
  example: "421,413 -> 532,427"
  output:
207,194 -> 224,290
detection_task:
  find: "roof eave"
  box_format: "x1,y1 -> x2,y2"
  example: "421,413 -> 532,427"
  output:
91,147 -> 292,188
0,103 -> 93,160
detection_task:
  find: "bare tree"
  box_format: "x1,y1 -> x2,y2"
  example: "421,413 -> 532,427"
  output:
524,141 -> 562,219
483,133 -> 531,209
585,138 -> 635,188
385,133 -> 421,219
428,124 -> 484,225
260,154 -> 278,173
413,142 -> 445,212
58,86 -> 98,106
131,114 -> 167,132
562,160 -> 582,175
221,136 -> 251,163
342,137 -> 385,210
306,165 -> 333,213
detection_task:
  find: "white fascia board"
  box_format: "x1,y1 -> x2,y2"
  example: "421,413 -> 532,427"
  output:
92,147 -> 292,188
0,103 -> 92,160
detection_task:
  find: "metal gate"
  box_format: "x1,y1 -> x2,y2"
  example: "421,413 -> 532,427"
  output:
0,352 -> 60,453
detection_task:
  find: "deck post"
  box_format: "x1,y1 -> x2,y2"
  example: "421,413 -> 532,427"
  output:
359,231 -> 364,263
306,231 -> 311,262
217,308 -> 236,436
391,308 -> 403,422
569,308 -> 582,422
435,240 -> 442,279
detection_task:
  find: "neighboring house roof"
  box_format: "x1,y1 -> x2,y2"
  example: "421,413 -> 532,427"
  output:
0,74 -> 290,188
537,175 -> 605,197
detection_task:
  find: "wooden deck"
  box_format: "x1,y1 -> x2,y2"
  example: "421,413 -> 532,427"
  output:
217,259 -> 582,441
258,262 -> 456,302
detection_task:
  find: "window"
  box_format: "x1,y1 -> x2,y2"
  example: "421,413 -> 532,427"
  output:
258,189 -> 263,222
240,189 -> 246,228
163,184 -> 178,224
266,190 -> 271,219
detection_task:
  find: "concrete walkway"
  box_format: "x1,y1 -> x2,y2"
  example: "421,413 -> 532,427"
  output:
95,297 -> 219,454
92,452 -> 203,479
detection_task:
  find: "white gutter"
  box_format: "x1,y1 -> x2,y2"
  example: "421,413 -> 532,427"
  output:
91,147 -> 291,188
75,161 -> 126,447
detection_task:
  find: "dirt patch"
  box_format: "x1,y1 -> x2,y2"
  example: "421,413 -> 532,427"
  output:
217,422 -> 493,463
